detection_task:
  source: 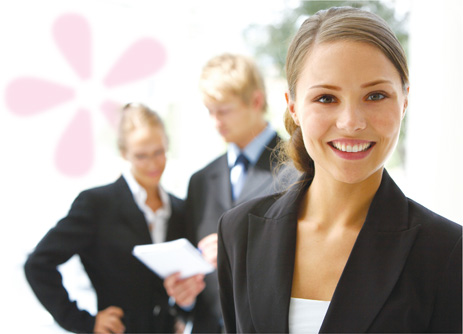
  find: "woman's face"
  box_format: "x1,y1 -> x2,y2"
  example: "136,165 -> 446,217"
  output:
287,41 -> 408,184
123,125 -> 167,190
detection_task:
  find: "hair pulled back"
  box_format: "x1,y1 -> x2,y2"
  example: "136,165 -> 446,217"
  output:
117,103 -> 165,153
282,6 -> 409,175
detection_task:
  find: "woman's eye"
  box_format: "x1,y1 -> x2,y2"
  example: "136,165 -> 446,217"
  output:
367,93 -> 386,101
135,154 -> 148,160
317,95 -> 336,104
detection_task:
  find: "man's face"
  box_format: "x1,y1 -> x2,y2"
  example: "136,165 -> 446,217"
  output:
204,94 -> 261,149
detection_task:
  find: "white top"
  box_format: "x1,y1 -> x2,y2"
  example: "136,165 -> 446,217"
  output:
122,169 -> 171,244
289,297 -> 331,334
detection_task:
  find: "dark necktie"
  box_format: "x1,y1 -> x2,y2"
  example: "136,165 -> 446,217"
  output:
235,153 -> 250,171
231,153 -> 250,200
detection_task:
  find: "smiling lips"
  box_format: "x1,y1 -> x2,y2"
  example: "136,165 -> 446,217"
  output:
329,140 -> 375,160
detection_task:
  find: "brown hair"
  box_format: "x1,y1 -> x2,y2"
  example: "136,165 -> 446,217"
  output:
282,6 -> 409,174
199,53 -> 268,111
117,103 -> 165,153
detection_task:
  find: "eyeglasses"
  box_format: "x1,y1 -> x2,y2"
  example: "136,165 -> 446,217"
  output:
128,149 -> 166,164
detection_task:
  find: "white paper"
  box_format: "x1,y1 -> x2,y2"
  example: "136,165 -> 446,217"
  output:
133,238 -> 215,279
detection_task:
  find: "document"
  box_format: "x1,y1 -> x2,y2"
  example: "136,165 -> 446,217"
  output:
133,238 -> 215,279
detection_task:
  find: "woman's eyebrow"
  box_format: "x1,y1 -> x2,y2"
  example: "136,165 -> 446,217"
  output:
308,80 -> 393,91
309,84 -> 341,90
361,79 -> 393,88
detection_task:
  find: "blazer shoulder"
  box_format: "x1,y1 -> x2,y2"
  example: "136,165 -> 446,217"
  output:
192,154 -> 227,176
187,155 -> 227,194
407,198 -> 462,268
407,198 -> 462,241
77,176 -> 127,203
268,133 -> 282,149
80,176 -> 125,194
169,193 -> 185,211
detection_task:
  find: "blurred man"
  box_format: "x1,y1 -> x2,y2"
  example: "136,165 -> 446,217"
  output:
164,53 -> 281,333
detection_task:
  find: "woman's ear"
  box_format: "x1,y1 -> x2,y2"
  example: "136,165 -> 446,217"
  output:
285,91 -> 299,126
402,86 -> 409,120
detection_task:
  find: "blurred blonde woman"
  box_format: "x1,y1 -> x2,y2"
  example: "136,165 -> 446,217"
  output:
25,103 -> 193,333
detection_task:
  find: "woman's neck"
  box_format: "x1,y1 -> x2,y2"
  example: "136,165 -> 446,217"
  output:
144,185 -> 163,212
300,169 -> 383,231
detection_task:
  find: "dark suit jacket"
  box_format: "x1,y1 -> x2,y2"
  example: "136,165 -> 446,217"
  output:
218,170 -> 462,333
24,176 -> 186,333
185,134 -> 281,333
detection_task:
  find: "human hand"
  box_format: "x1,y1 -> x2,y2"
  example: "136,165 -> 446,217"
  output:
94,306 -> 125,334
164,272 -> 205,308
198,233 -> 218,268
174,318 -> 186,334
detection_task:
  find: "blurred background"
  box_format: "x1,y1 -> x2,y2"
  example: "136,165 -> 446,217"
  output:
1,0 -> 461,332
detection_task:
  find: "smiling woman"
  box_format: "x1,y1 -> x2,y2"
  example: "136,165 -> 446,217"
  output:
288,41 -> 407,185
217,6 -> 462,334
118,103 -> 168,196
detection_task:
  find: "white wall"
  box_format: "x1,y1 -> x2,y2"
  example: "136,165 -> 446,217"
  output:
405,0 -> 463,224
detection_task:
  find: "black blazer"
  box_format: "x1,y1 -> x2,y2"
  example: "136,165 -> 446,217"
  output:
218,170 -> 462,333
185,134 -> 281,333
24,176 -> 186,333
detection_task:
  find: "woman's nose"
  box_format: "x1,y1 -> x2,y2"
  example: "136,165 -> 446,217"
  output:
336,103 -> 366,132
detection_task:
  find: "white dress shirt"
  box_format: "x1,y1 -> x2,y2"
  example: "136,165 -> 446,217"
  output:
122,169 -> 171,244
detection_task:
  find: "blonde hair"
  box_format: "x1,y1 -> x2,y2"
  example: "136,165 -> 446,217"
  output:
117,103 -> 165,153
199,53 -> 268,111
283,6 -> 409,174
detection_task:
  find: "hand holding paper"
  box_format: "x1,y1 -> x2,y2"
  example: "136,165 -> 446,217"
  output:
133,238 -> 215,279
164,272 -> 205,308
198,233 -> 218,268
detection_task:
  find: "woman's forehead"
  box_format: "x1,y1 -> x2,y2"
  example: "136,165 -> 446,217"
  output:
297,41 -> 402,89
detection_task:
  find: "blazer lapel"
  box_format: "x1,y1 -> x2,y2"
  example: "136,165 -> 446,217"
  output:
320,170 -> 421,333
246,170 -> 420,333
114,176 -> 152,244
165,194 -> 190,242
207,155 -> 233,211
236,134 -> 280,204
246,184 -> 305,333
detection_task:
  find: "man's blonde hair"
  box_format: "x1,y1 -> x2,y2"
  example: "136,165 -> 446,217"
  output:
199,53 -> 268,111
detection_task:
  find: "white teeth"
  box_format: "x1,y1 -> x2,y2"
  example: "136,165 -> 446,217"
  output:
332,142 -> 371,152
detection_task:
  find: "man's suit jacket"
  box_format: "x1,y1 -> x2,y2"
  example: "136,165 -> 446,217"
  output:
185,134 -> 281,333
218,170 -> 462,333
25,176 -> 186,333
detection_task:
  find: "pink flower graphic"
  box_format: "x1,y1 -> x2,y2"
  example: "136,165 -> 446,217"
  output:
5,13 -> 166,177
